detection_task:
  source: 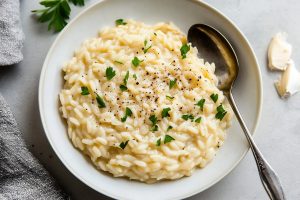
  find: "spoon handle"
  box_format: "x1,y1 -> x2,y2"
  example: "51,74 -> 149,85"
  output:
228,93 -> 286,200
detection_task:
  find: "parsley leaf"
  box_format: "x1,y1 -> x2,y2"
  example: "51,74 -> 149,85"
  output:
81,86 -> 89,95
119,140 -> 129,149
169,78 -> 177,89
182,114 -> 194,121
149,115 -> 158,125
120,85 -> 127,91
164,135 -> 175,144
120,71 -> 129,91
151,124 -> 158,132
167,125 -> 173,131
180,44 -> 190,59
156,138 -> 161,146
115,19 -> 127,26
68,0 -> 84,6
161,107 -> 171,118
149,115 -> 158,131
143,40 -> 152,53
215,104 -> 227,120
95,93 -> 106,108
105,67 -> 116,80
123,71 -> 129,85
195,99 -> 205,111
132,56 -> 142,67
195,117 -> 202,123
166,95 -> 174,100
133,74 -> 137,80
210,93 -> 218,103
32,0 -> 85,32
121,107 -> 133,122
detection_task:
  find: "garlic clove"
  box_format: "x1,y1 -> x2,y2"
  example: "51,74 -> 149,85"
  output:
275,60 -> 300,98
268,32 -> 292,71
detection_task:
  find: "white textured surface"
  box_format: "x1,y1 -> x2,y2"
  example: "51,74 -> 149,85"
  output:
0,0 -> 299,199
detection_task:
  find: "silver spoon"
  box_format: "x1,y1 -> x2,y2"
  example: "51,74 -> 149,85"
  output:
188,24 -> 285,200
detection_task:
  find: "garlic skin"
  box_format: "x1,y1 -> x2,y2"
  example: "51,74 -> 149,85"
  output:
268,32 -> 292,71
275,60 -> 300,98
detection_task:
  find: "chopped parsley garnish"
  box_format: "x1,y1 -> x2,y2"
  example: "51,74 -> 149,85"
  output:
105,67 -> 116,80
143,40 -> 152,53
161,107 -> 171,118
149,115 -> 158,131
81,86 -> 89,95
115,19 -> 127,26
195,117 -> 202,123
166,95 -> 174,100
120,85 -> 127,91
114,60 -> 123,64
215,104 -> 227,120
132,56 -> 142,67
164,135 -> 175,144
156,138 -> 161,146
133,74 -> 137,80
169,78 -> 177,89
120,71 -> 129,91
210,93 -> 218,103
149,115 -> 158,125
95,93 -> 106,108
182,114 -> 194,121
195,99 -> 205,111
121,107 -> 133,122
180,44 -> 190,59
151,124 -> 158,132
167,125 -> 173,131
119,140 -> 129,149
123,71 -> 129,85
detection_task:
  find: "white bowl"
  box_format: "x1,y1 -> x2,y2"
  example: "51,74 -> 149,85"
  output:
39,0 -> 262,199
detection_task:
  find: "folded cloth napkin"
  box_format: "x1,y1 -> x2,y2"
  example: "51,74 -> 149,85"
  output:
0,0 -> 69,199
0,95 -> 69,199
0,0 -> 24,66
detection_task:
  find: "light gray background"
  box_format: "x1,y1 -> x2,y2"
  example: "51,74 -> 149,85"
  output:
1,0 -> 299,199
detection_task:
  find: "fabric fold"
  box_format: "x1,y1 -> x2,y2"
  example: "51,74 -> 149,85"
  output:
0,0 -> 24,66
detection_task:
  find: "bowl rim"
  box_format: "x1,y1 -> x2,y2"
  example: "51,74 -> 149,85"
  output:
38,0 -> 263,199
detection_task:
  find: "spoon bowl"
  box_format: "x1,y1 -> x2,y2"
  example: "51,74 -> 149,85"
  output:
188,24 -> 239,91
188,24 -> 285,200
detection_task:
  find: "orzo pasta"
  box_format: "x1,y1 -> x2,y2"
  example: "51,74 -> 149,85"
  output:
59,19 -> 232,183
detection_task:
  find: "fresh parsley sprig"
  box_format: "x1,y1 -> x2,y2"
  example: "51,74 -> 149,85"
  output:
32,0 -> 85,32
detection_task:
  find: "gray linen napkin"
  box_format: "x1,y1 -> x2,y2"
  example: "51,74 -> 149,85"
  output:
0,0 -> 69,199
0,95 -> 68,199
0,0 -> 24,66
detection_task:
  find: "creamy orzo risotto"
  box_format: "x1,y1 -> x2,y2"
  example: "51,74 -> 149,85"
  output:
59,19 -> 232,183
